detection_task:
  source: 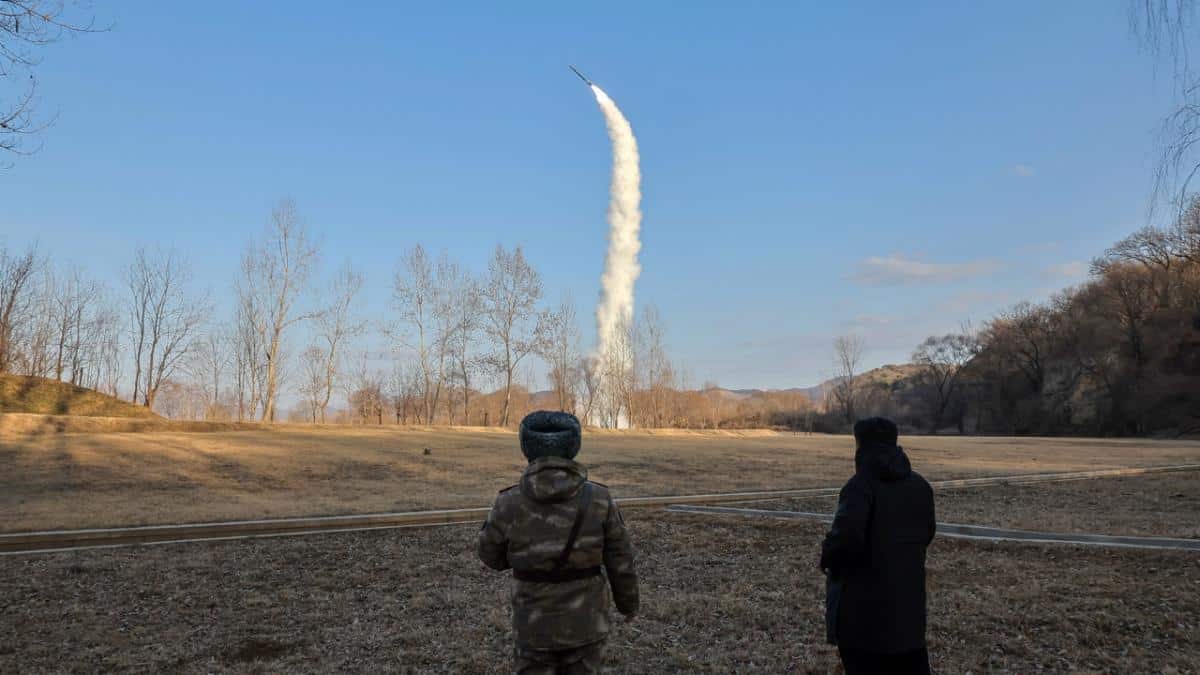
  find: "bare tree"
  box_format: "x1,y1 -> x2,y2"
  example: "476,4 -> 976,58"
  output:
578,355 -> 601,426
126,248 -> 209,409
599,316 -> 637,428
17,264 -> 54,377
0,242 -> 37,371
543,295 -> 581,414
190,325 -> 232,420
391,245 -> 443,425
346,351 -> 385,425
637,305 -> 673,428
237,199 -> 318,422
1128,1 -> 1200,216
911,329 -> 979,434
231,304 -> 264,421
297,344 -> 326,423
831,334 -> 864,428
311,260 -> 364,423
0,1 -> 102,161
49,264 -> 100,383
481,245 -> 548,427
91,300 -> 122,396
446,266 -> 481,424
702,381 -> 723,430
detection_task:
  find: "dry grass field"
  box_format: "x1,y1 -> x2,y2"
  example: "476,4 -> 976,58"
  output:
2,511 -> 1197,673
3,425 -> 1199,532
762,472 -> 1200,539
3,426 -> 1199,672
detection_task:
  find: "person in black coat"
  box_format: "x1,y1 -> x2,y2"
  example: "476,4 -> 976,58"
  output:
820,417 -> 936,675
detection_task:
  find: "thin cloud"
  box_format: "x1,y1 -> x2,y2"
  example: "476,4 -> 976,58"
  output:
1011,164 -> 1036,177
851,255 -> 1000,286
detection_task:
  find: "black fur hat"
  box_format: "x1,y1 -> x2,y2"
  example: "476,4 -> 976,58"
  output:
853,416 -> 899,447
520,411 -> 582,462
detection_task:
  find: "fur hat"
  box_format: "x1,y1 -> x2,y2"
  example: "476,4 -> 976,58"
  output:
853,417 -> 899,447
520,411 -> 582,462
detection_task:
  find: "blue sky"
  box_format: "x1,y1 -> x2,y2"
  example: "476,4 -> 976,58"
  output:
0,1 -> 1175,389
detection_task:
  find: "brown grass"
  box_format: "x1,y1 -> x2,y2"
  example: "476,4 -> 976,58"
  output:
758,468 -> 1200,535
1,511 -> 1196,673
0,375 -> 158,419
3,427 -> 1199,532
764,472 -> 1200,538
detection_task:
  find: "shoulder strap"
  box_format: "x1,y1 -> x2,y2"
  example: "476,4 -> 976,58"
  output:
556,482 -> 594,569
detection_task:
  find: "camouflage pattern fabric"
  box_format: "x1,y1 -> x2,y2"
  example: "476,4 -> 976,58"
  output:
479,456 -> 639,652
513,640 -> 605,675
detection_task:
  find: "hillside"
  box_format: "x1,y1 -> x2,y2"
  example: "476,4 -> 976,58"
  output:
0,375 -> 159,419
804,363 -> 923,401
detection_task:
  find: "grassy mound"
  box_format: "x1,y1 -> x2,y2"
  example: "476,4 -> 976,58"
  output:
0,375 -> 158,419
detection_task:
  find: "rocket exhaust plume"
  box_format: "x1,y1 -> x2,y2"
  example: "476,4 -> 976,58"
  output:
575,68 -> 642,381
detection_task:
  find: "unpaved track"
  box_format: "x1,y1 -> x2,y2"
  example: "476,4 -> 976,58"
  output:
665,505 -> 1200,552
3,463 -> 1198,556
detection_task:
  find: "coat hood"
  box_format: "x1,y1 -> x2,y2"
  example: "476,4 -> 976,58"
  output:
520,456 -> 588,503
854,442 -> 912,482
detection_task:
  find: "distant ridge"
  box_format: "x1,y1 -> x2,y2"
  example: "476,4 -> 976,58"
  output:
722,363 -> 921,402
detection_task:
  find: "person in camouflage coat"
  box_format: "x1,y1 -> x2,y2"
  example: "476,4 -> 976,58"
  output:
479,411 -> 639,675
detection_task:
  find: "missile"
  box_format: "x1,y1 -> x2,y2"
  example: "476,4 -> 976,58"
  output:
569,65 -> 594,86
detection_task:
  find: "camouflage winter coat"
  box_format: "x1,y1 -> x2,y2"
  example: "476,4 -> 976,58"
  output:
478,457 -> 639,650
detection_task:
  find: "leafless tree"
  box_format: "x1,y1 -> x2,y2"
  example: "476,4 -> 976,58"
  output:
831,334 -> 864,428
237,199 -> 318,422
543,295 -> 581,414
50,264 -> 100,384
16,264 -> 54,377
297,344 -> 326,423
1126,1 -> 1200,216
702,381 -> 723,430
391,245 -> 444,425
481,245 -> 548,427
310,260 -> 364,423
152,379 -> 207,421
446,266 -> 481,424
90,300 -> 122,396
346,351 -> 385,425
231,304 -> 264,421
911,329 -> 979,434
599,316 -> 637,428
578,355 -> 601,426
125,248 -> 209,409
0,242 -> 37,371
386,358 -> 423,425
637,305 -> 673,428
190,325 -> 232,420
0,1 -> 102,161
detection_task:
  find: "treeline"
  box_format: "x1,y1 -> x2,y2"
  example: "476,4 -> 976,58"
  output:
971,204 -> 1200,435
2,199 -> 812,429
0,200 -> 592,426
823,204 -> 1200,437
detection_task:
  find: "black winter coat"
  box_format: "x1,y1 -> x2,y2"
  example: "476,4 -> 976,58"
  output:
820,443 -> 935,654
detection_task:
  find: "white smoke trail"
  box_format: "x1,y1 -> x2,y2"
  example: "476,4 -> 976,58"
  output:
589,84 -> 642,367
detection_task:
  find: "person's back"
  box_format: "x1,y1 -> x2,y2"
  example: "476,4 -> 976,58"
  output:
479,411 -> 638,674
820,417 -> 935,675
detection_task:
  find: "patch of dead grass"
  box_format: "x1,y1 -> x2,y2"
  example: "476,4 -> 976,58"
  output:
762,472 -> 1200,538
1,512 -> 1197,672
2,428 -> 1198,532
